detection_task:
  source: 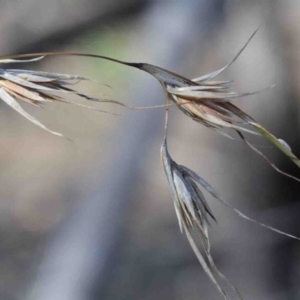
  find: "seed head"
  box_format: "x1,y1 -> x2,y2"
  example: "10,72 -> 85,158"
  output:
0,56 -> 109,137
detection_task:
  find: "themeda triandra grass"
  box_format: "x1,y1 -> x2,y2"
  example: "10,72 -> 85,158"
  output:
2,29 -> 300,299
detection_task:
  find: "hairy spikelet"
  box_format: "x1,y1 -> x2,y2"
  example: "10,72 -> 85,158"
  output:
161,129 -> 300,300
0,56 -> 112,136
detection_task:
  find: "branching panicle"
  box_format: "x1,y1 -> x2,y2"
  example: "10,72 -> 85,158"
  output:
2,28 -> 300,300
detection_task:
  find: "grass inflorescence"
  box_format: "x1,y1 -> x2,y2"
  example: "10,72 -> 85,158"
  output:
1,29 -> 300,299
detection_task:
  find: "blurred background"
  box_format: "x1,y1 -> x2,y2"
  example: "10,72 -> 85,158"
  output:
0,0 -> 300,299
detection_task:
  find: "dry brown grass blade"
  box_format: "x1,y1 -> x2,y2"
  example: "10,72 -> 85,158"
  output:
193,28 -> 259,82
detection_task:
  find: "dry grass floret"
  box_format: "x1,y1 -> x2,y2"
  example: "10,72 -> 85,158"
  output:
0,56 -> 113,137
